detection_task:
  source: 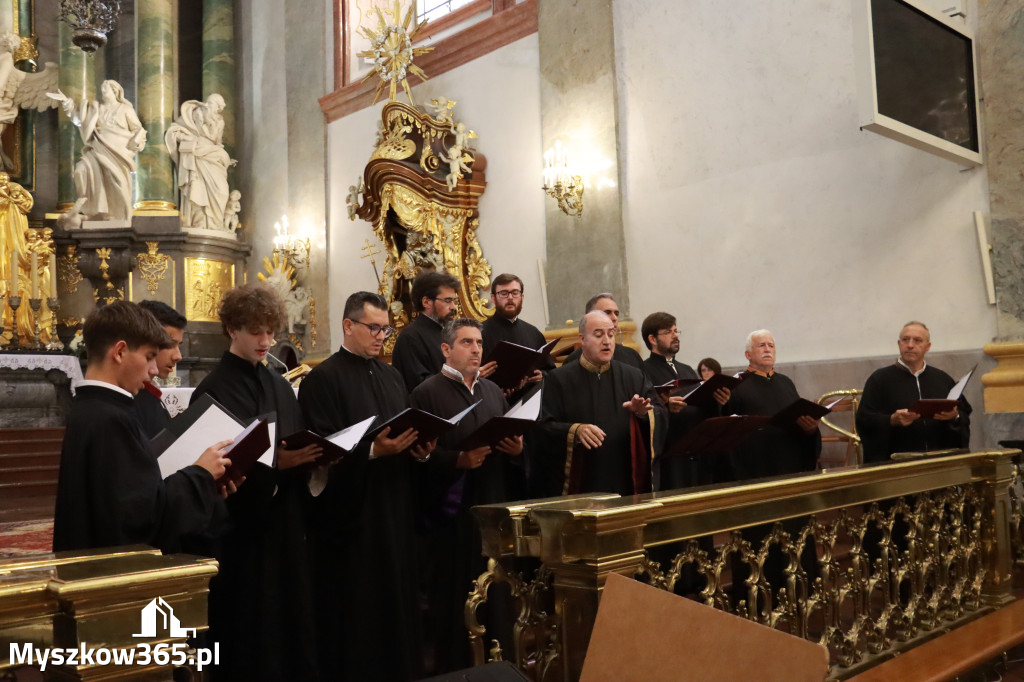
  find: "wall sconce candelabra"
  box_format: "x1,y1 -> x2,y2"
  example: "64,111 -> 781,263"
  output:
542,141 -> 584,217
272,215 -> 311,271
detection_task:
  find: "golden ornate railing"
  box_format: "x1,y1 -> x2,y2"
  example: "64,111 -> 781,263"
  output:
469,449 -> 1021,682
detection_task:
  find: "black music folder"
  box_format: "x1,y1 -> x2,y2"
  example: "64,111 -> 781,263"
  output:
282,415 -> 376,469
482,338 -> 558,389
368,401 -> 481,453
457,389 -> 542,451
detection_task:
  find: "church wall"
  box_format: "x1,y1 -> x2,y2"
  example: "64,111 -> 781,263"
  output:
614,0 -> 997,367
326,34 -> 547,344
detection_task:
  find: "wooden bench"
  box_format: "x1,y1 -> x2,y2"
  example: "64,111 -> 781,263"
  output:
847,599 -> 1024,682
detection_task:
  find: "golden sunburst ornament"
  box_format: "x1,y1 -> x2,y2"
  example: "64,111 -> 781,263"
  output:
357,0 -> 433,105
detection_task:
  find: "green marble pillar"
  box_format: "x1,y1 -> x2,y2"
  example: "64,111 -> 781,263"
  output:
203,0 -> 236,159
134,0 -> 177,211
56,22 -> 100,210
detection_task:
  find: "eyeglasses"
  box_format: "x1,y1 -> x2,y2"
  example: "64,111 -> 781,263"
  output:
656,328 -> 680,336
433,296 -> 459,305
351,320 -> 395,338
494,289 -> 523,299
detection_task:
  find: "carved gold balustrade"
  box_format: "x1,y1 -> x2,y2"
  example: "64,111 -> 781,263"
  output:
469,449 -> 1022,682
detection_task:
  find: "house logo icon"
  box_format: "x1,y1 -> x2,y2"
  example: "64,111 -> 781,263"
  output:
133,597 -> 196,638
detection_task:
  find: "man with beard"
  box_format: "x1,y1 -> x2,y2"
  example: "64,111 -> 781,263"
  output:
538,310 -> 665,496
191,285 -> 322,681
480,273 -> 553,385
640,311 -> 729,490
133,300 -> 187,438
563,293 -> 644,371
392,270 -> 461,390
299,291 -> 433,681
409,318 -> 523,673
857,321 -> 971,463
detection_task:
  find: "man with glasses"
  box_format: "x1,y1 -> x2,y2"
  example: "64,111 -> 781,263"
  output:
392,270 -> 462,390
641,311 -> 729,490
480,273 -> 554,383
299,291 -> 433,681
563,292 -> 644,371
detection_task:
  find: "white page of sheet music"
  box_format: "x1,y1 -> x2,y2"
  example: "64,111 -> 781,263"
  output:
506,389 -> 542,421
328,415 -> 375,451
257,422 -> 276,466
158,404 -> 245,479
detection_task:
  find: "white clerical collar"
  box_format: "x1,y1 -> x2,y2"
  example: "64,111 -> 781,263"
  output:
78,379 -> 134,399
442,363 -> 480,391
897,357 -> 927,377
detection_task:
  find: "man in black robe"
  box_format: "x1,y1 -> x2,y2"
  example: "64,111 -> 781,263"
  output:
856,321 -> 971,464
410,318 -> 523,674
191,285 -> 323,682
480,272 -> 554,380
392,270 -> 461,390
299,291 -> 433,682
133,300 -> 187,438
562,292 -> 645,371
539,311 -> 665,497
53,301 -> 230,553
724,329 -> 821,606
640,311 -> 729,491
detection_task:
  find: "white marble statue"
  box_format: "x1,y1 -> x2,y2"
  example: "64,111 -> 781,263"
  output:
165,94 -> 237,230
0,32 -> 59,169
51,80 -> 147,223
224,189 -> 241,231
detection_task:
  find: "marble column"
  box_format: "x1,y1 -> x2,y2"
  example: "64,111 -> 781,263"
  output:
539,0 -> 630,330
977,1 -> 1024,430
203,0 -> 236,159
134,0 -> 177,212
56,22 -> 101,211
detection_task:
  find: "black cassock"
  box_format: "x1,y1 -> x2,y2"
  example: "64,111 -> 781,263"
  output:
191,351 -> 318,682
53,385 -> 220,553
133,384 -> 172,439
298,346 -> 423,682
538,359 -> 665,497
409,371 -> 518,673
391,312 -> 444,390
642,354 -> 720,490
856,362 -> 971,464
481,314 -> 556,373
563,343 -> 645,372
724,370 -> 821,603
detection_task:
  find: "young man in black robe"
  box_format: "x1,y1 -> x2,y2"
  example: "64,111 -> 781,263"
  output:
640,311 -> 729,491
856,321 -> 971,464
480,272 -> 554,381
133,300 -> 187,438
392,270 -> 461,390
191,285 -> 323,682
562,293 -> 645,371
410,318 -> 523,674
538,311 -> 665,497
724,329 -> 821,607
298,291 -> 434,682
53,301 -> 231,553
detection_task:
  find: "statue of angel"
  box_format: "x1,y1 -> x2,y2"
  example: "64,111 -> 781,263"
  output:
49,80 -> 147,222
438,143 -> 474,191
165,94 -> 237,230
0,32 -> 59,168
223,189 -> 241,231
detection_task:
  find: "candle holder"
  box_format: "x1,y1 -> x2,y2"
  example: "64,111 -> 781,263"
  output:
28,298 -> 42,351
46,297 -> 63,352
7,295 -> 21,351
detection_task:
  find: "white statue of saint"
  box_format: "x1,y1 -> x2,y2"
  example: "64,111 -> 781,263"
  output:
165,93 -> 237,230
50,80 -> 147,222
0,32 -> 59,168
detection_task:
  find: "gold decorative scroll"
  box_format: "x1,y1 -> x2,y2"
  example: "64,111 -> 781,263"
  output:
136,242 -> 171,295
58,244 -> 82,294
184,258 -> 234,323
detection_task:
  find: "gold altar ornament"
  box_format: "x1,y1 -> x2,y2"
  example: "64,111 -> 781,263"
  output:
542,141 -> 584,217
136,241 -> 170,295
357,0 -> 434,105
58,244 -> 82,294
354,100 -> 492,346
185,258 -> 234,323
